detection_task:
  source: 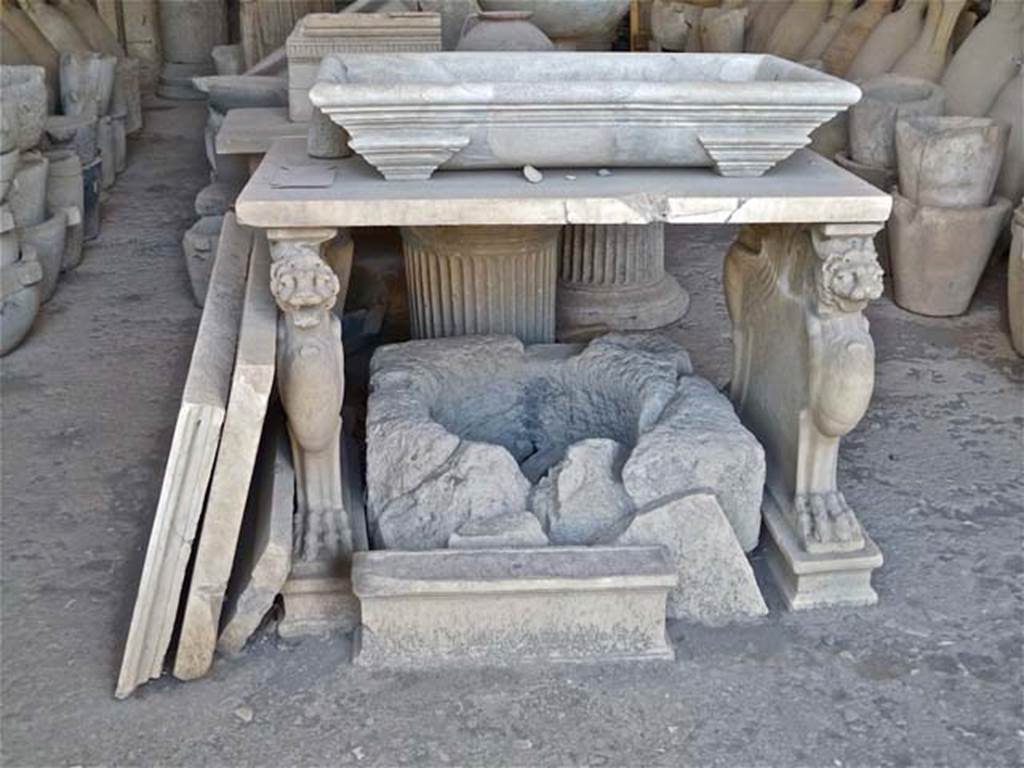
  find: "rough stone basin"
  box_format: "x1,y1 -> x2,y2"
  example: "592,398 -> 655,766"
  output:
366,334 -> 766,555
310,52 -> 861,180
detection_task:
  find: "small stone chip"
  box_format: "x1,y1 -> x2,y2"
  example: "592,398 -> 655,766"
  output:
523,165 -> 543,183
234,706 -> 254,724
597,168 -> 612,177
565,174 -> 577,181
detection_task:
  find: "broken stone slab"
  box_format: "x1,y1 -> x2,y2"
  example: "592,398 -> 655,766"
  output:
352,545 -> 676,666
173,232 -> 276,682
448,511 -> 548,549
848,75 -> 944,170
531,438 -> 634,545
217,406 -> 294,657
115,208 -> 250,699
617,493 -> 767,624
622,376 -> 766,553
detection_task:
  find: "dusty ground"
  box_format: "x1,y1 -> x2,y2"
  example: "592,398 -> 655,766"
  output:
2,102 -> 1021,768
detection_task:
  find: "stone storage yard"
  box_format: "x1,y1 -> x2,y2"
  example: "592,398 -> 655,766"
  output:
1,98 -> 1021,768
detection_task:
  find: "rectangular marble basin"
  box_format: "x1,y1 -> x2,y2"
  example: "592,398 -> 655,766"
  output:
309,52 -> 861,180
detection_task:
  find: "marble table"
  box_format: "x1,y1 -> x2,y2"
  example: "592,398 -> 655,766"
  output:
236,136 -> 892,612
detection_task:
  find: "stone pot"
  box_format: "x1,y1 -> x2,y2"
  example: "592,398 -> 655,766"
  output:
456,11 -> 554,50
747,0 -> 792,53
418,0 -> 483,51
888,192 -> 1012,316
478,0 -> 628,48
941,0 -> 1023,117
0,65 -> 47,152
18,210 -> 67,304
112,113 -> 128,174
307,107 -> 350,160
0,252 -> 44,356
97,116 -> 116,190
849,75 -> 944,170
60,52 -> 117,120
44,114 -> 98,166
10,152 -> 49,229
212,44 -> 244,75
82,157 -> 102,241
53,0 -> 123,56
19,0 -> 91,54
157,0 -> 227,65
699,6 -> 746,53
765,0 -> 830,61
895,116 -> 1008,208
989,74 -> 1023,206
1009,204 -> 1023,357
822,0 -> 890,77
44,150 -> 85,271
0,149 -> 20,203
891,0 -> 966,83
650,0 -> 692,52
183,215 -> 224,307
113,58 -> 144,135
847,0 -> 927,83
834,152 -> 897,192
1,7 -> 60,112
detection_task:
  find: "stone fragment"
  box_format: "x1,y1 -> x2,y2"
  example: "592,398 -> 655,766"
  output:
617,493 -> 767,623
183,215 -> 225,307
217,409 -> 294,657
597,168 -> 611,177
531,438 -> 633,545
174,232 -> 277,682
194,181 -> 242,217
622,376 -> 766,553
352,546 -> 676,666
116,210 -> 249,699
448,511 -> 548,549
523,164 -> 543,183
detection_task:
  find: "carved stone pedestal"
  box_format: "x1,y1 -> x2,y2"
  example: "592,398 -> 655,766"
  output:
726,222 -> 885,609
401,224 -> 560,344
557,223 -> 689,340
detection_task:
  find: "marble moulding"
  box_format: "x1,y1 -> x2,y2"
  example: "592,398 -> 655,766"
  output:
309,52 -> 862,180
365,333 -> 768,623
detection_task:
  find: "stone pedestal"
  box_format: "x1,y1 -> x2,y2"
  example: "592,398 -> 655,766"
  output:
557,222 -> 688,340
401,224 -> 559,344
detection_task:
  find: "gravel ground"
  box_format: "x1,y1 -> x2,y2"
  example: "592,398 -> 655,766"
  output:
2,101 -> 1021,768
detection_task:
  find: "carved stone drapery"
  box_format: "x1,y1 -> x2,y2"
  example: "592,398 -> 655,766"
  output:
725,222 -> 885,609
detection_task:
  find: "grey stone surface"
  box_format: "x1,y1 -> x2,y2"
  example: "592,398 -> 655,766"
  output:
622,376 -> 766,553
617,493 -> 767,623
448,511 -> 548,549
352,545 -> 676,666
3,101 -> 1022,768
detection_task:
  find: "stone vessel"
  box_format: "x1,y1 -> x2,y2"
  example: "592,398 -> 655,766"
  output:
822,0 -> 891,77
1009,205 -> 1023,357
557,223 -> 688,339
456,11 -> 553,50
649,0 -> 693,52
44,114 -> 98,166
400,225 -> 559,343
478,0 -> 628,49
846,0 -> 926,82
9,152 -> 49,230
941,0 -> 1023,117
43,150 -> 85,271
988,74 -> 1023,206
54,0 -> 124,57
81,157 -> 102,241
799,0 -> 855,61
18,211 -> 67,304
888,192 -> 1011,316
60,52 -> 117,120
765,0 -> 830,61
699,6 -> 746,54
310,52 -> 863,180
891,0 -> 966,83
746,0 -> 793,53
0,253 -> 43,356
848,75 -> 943,170
0,148 -> 20,205
0,65 -> 47,151
895,116 -> 1008,209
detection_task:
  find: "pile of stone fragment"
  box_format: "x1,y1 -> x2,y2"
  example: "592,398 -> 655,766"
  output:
1,0 -> 143,357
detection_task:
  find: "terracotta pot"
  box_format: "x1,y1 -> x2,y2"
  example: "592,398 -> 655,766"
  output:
800,0 -> 856,61
18,210 -> 67,304
988,74 -> 1023,205
0,65 -> 47,151
766,0 -> 830,61
747,0 -> 793,53
1009,205 -> 1023,357
895,116 -> 1008,208
0,254 -> 43,356
9,152 -> 49,229
847,0 -> 927,82
891,0 -> 966,83
157,0 -> 228,65
848,75 -> 944,169
457,11 -> 554,50
18,0 -> 91,54
888,192 -> 1011,316
54,0 -> 124,57
823,0 -> 892,77
943,1 -> 1023,116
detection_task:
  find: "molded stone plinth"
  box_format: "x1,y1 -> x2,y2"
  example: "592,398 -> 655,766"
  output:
557,223 -> 688,339
401,225 -> 559,344
352,545 -> 676,666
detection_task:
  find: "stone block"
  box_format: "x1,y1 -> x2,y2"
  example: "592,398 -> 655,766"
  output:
352,546 -> 676,666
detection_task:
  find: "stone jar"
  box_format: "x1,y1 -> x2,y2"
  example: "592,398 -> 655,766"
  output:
456,11 -> 554,50
1009,204 -> 1023,357
212,44 -> 244,75
478,0 -> 629,49
765,0 -> 830,61
19,0 -> 91,54
650,0 -> 693,51
988,74 -> 1023,206
822,0 -> 891,77
888,192 -> 1012,316
799,0 -> 855,61
9,152 -> 49,230
44,150 -> 85,271
60,52 -> 117,120
895,116 -> 1008,208
846,0 -> 927,83
97,116 -> 116,190
18,210 -> 67,304
0,148 -> 19,204
419,0 -> 483,51
699,6 -> 746,53
157,0 -> 227,65
941,0 -> 1023,117
81,157 -> 102,242
0,65 -> 47,151
849,75 -> 944,170
746,0 -> 792,53
891,0 -> 967,83
0,252 -> 43,356
44,115 -> 98,166
1,7 -> 60,111
54,0 -> 124,57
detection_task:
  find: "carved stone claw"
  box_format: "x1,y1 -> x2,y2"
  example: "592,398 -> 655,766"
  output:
795,492 -> 863,551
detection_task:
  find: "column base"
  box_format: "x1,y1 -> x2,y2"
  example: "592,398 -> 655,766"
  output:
762,498 -> 882,611
557,273 -> 689,341
278,560 -> 360,638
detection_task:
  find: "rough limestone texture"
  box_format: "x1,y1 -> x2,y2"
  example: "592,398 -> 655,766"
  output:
622,376 -> 766,552
448,512 -> 548,549
617,493 -> 767,624
531,438 -> 634,545
366,333 -> 765,556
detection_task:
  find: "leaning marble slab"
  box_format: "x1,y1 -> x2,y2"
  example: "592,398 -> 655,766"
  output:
215,108 -> 307,158
116,213 -> 251,699
235,139 -> 892,229
309,52 -> 862,180
174,231 -> 277,681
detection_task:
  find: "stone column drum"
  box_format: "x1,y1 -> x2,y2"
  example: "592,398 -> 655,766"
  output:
557,222 -> 688,339
401,225 -> 560,344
